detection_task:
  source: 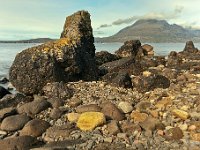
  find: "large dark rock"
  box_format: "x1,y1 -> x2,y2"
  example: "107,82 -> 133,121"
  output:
0,86 -> 11,99
95,51 -> 119,66
183,41 -> 198,53
132,74 -> 170,93
9,11 -> 98,95
115,40 -> 141,58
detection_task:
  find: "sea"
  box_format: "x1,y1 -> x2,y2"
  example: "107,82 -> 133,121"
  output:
1,42 -> 200,78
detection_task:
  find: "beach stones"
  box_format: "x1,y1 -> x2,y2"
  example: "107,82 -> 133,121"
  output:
77,112 -> 106,131
9,10 -> 97,94
172,109 -> 189,120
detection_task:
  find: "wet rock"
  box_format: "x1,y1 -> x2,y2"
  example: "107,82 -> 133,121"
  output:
17,99 -> 50,116
0,107 -> 16,121
0,86 -> 11,99
67,113 -> 80,123
0,77 -> 9,84
102,71 -> 132,88
118,101 -> 133,113
95,51 -> 120,66
101,102 -> 125,121
0,136 -> 38,150
183,41 -> 198,53
9,10 -> 97,95
142,44 -> 154,56
20,119 -> 50,137
115,40 -> 141,58
44,124 -> 75,142
172,109 -> 189,120
1,114 -> 30,131
77,112 -> 106,131
132,74 -> 170,92
107,120 -> 120,135
164,127 -> 183,140
76,104 -> 101,113
43,82 -> 72,99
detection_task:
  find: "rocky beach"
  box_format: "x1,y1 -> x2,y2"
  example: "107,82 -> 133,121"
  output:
0,10 -> 200,150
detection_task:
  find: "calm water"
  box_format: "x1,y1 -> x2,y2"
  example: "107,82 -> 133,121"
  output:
1,42 -> 200,77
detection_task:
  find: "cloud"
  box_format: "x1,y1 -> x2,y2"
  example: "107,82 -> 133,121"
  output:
97,6 -> 184,29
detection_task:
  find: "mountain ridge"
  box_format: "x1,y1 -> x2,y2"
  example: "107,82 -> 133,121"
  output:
95,19 -> 200,43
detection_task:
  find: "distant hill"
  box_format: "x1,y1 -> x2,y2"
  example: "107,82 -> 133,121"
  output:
95,19 -> 200,43
0,38 -> 55,43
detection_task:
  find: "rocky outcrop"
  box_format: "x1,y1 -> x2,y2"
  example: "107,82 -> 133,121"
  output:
115,40 -> 141,58
95,51 -> 120,66
9,11 -> 97,95
183,41 -> 198,53
142,44 -> 154,56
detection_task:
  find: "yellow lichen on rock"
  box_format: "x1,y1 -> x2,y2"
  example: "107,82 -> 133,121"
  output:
77,112 -> 106,131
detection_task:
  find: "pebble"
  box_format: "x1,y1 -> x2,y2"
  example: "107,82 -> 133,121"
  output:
67,113 -> 80,123
118,102 -> 133,113
172,109 -> 189,120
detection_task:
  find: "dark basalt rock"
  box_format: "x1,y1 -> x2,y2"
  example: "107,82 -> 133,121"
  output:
9,11 -> 98,95
132,74 -> 170,93
0,86 -> 11,99
183,41 -> 198,53
0,77 -> 9,84
95,51 -> 120,66
115,40 -> 141,58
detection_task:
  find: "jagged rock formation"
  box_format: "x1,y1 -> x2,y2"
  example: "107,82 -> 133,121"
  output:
9,11 -> 98,95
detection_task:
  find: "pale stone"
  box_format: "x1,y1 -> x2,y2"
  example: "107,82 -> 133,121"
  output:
118,102 -> 133,113
67,113 -> 80,123
155,97 -> 172,109
172,109 -> 189,120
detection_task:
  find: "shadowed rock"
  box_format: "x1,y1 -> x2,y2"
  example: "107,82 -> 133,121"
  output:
9,11 -> 97,95
183,41 -> 198,53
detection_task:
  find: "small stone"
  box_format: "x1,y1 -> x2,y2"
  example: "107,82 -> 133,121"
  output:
188,125 -> 196,131
172,109 -> 189,120
68,98 -> 82,107
131,111 -> 148,123
149,110 -> 159,118
155,97 -> 172,109
180,105 -> 189,111
20,119 -> 50,137
118,102 -> 133,113
101,102 -> 125,121
117,133 -> 127,139
76,104 -> 101,113
0,130 -> 7,135
190,132 -> 200,141
165,127 -> 183,140
1,114 -> 30,132
143,71 -> 152,77
139,117 -> 163,131
178,124 -> 188,131
190,112 -> 200,119
50,108 -> 63,119
135,101 -> 151,112
107,120 -> 120,135
104,137 -> 113,143
0,107 -> 16,121
67,113 -> 80,123
157,130 -> 164,136
77,112 -> 106,131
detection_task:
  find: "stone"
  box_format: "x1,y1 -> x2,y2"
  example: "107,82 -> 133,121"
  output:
76,104 -> 101,113
20,119 -> 50,137
107,120 -> 120,135
17,99 -> 50,117
135,101 -> 151,112
43,82 -> 72,99
48,97 -> 64,108
164,127 -> 183,140
68,98 -> 82,107
0,77 -> 9,84
1,114 -> 30,131
132,74 -> 170,93
139,117 -> 163,132
121,121 -> 141,135
0,136 -> 38,150
95,51 -> 119,66
77,112 -> 106,131
183,41 -> 198,53
0,86 -> 11,99
118,101 -> 133,113
9,11 -> 98,95
44,124 -> 75,142
0,107 -> 16,121
131,111 -> 148,123
166,51 -> 182,68
102,71 -> 132,88
67,113 -> 80,123
115,40 -> 141,58
190,132 -> 200,141
142,44 -> 154,56
172,109 -> 189,120
94,143 -> 126,150
101,102 -> 125,121
50,108 -> 64,119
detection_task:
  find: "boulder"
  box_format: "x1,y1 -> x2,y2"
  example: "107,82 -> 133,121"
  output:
95,51 -> 119,66
142,44 -> 154,56
0,86 -> 11,99
166,51 -> 182,68
183,41 -> 198,53
115,40 -> 141,58
9,10 -> 97,95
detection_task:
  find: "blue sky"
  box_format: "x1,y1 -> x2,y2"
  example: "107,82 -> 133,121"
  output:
1,0 -> 200,40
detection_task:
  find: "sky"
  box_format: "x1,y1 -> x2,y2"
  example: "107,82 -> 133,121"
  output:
1,0 -> 200,40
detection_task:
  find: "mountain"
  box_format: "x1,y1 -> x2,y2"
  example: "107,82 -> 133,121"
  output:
0,38 -> 55,43
95,19 -> 200,43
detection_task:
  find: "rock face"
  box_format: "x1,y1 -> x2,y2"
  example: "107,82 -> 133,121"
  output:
183,41 -> 198,53
95,51 -> 119,66
115,40 -> 141,58
9,10 -> 97,94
